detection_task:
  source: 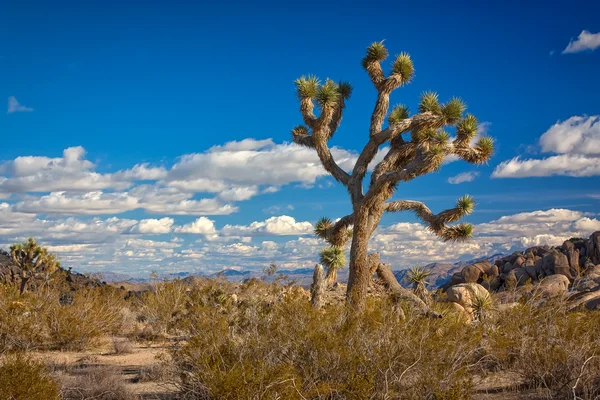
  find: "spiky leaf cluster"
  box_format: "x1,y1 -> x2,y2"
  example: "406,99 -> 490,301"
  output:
456,114 -> 478,139
456,195 -> 475,215
316,79 -> 340,107
319,246 -> 346,270
294,75 -> 320,99
388,104 -> 410,124
314,217 -> 332,240
442,223 -> 474,242
419,92 -> 441,114
442,98 -> 466,125
391,53 -> 414,83
474,136 -> 494,162
436,130 -> 450,145
406,266 -> 431,287
291,125 -> 311,147
337,81 -> 353,100
361,41 -> 388,68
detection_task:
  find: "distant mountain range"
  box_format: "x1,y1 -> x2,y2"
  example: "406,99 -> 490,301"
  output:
95,254 -> 506,289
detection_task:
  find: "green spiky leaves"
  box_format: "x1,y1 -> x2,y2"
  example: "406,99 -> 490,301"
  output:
475,136 -> 494,162
441,97 -> 466,125
319,246 -> 346,270
419,92 -> 441,114
337,81 -> 353,100
316,79 -> 340,107
436,130 -> 450,145
456,114 -> 478,139
407,266 -> 431,287
391,52 -> 414,83
388,104 -> 410,124
456,195 -> 475,216
362,41 -> 388,68
442,223 -> 474,242
295,75 -> 320,99
314,217 -> 333,240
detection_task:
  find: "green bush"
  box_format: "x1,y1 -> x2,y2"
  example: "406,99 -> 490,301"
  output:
0,353 -> 60,399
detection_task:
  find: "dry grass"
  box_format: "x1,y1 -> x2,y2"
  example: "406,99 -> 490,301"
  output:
61,366 -> 138,400
112,337 -> 134,355
0,352 -> 61,399
1,278 -> 599,399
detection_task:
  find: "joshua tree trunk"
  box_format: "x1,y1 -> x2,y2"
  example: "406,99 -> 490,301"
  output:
19,274 -> 29,295
311,264 -> 326,308
325,266 -> 337,286
294,41 -> 493,315
347,209 -> 372,309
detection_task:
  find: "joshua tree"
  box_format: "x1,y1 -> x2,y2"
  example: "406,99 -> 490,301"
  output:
10,237 -> 60,295
295,41 -> 493,313
319,244 -> 346,286
406,266 -> 432,305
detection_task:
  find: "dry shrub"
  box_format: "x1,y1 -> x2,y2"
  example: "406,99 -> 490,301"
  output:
136,280 -> 189,336
484,294 -> 600,398
47,288 -> 127,350
170,291 -> 481,399
0,352 -> 61,399
112,337 -> 134,355
138,362 -> 170,383
0,285 -> 50,351
0,283 -> 129,352
61,366 -> 138,400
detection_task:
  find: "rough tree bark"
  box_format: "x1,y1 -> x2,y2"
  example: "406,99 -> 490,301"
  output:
293,42 -> 493,314
311,264 -> 326,308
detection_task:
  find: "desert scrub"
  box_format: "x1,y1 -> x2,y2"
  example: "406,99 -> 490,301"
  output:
0,284 -> 51,351
0,283 -> 129,352
0,352 -> 61,399
171,290 -> 482,399
483,295 -> 600,398
61,366 -> 138,400
135,279 -> 190,336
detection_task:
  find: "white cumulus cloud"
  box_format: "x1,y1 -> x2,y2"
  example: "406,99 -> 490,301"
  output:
221,215 -> 313,236
493,116 -> 600,178
448,172 -> 479,184
127,218 -> 174,234
174,217 -> 217,234
563,30 -> 600,54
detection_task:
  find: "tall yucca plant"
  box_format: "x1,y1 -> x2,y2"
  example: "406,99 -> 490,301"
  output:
9,237 -> 60,295
293,41 -> 493,314
319,246 -> 346,286
406,266 -> 432,305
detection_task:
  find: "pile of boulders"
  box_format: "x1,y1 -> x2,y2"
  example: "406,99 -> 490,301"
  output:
440,232 -> 600,314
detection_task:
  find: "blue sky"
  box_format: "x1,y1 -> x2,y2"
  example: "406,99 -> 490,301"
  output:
1,0 -> 599,277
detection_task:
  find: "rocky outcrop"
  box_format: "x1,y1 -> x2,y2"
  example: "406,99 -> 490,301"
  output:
538,275 -> 570,296
446,283 -> 489,315
587,232 -> 600,264
440,260 -> 499,291
441,232 -> 600,294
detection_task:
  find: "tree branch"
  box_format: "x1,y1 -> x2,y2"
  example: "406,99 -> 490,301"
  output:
385,197 -> 475,242
327,98 -> 346,140
300,98 -> 318,130
320,214 -> 354,246
376,262 -> 441,318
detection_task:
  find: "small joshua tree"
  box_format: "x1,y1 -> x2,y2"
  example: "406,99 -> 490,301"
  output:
295,41 -> 493,313
319,244 -> 346,286
406,266 -> 432,305
10,237 -> 60,295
